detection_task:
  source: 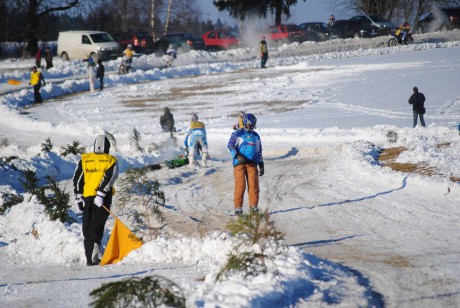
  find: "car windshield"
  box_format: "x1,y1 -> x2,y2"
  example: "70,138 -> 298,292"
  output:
134,32 -> 149,39
226,31 -> 239,38
369,15 -> 389,22
90,33 -> 114,43
286,25 -> 301,31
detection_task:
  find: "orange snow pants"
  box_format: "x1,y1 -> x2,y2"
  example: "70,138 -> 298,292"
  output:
233,163 -> 259,209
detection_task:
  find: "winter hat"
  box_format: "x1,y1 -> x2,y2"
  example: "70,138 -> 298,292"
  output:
94,135 -> 111,154
413,87 -> 418,93
191,114 -> 198,122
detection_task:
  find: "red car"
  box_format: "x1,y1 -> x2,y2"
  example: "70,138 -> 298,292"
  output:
263,24 -> 307,44
202,30 -> 240,51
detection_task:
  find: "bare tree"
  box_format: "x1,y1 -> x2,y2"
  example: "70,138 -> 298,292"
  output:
328,0 -> 435,24
164,0 -> 173,36
23,0 -> 80,56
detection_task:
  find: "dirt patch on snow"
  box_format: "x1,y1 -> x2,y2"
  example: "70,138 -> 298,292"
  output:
379,145 -> 459,182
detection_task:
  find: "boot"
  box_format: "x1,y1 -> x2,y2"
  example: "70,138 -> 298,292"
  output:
92,243 -> 101,265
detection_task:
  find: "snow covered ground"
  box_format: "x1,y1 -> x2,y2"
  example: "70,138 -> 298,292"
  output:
1,31 -> 460,307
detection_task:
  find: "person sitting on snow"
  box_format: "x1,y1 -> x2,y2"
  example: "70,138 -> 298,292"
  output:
184,114 -> 209,167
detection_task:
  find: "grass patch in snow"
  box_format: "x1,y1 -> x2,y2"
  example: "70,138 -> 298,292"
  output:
379,145 -> 459,182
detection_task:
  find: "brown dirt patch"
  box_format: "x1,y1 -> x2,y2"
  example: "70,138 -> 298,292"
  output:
379,146 -> 458,182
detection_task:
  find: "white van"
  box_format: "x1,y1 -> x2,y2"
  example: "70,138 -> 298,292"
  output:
57,31 -> 121,61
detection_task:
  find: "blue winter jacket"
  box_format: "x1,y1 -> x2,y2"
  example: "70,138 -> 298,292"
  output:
227,128 -> 263,166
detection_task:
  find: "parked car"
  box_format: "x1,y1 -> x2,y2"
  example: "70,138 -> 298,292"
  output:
415,7 -> 460,33
349,15 -> 396,35
112,31 -> 154,54
152,33 -> 206,55
202,30 -> 240,51
57,31 -> 120,61
298,22 -> 339,41
333,20 -> 379,38
263,24 -> 308,44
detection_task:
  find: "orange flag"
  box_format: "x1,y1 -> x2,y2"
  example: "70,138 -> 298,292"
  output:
100,218 -> 143,266
7,79 -> 22,85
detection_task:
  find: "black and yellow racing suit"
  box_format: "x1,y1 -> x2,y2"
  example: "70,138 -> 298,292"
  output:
73,152 -> 119,265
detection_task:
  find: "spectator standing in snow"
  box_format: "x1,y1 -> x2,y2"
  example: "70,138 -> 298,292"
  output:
233,111 -> 245,130
408,86 -> 426,128
73,135 -> 119,266
328,15 -> 336,28
44,47 -> 53,70
29,66 -> 46,103
184,114 -> 209,167
259,36 -> 268,68
227,113 -> 264,216
35,49 -> 42,68
96,59 -> 105,91
160,107 -> 175,133
87,57 -> 97,92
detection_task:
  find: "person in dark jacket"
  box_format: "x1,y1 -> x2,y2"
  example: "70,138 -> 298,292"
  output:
96,59 -> 105,91
73,135 -> 119,266
259,36 -> 268,68
408,86 -> 426,128
160,107 -> 175,133
44,47 -> 53,70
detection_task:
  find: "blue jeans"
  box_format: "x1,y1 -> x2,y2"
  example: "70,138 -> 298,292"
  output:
413,111 -> 425,128
261,53 -> 268,68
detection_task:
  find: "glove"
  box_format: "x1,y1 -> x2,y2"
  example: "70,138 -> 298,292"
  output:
75,194 -> 85,211
236,154 -> 246,164
94,191 -> 105,207
259,162 -> 265,176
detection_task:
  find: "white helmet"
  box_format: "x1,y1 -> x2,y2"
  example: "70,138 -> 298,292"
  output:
127,44 -> 133,49
168,44 -> 174,49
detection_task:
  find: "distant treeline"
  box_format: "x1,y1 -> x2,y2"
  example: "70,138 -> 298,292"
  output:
0,0 -> 235,59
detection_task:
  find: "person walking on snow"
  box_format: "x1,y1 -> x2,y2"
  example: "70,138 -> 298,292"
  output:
73,135 -> 119,266
87,57 -> 97,92
184,114 -> 209,167
44,47 -> 53,70
29,66 -> 46,103
160,107 -> 175,133
35,49 -> 42,69
259,36 -> 268,68
96,59 -> 105,91
408,86 -> 426,128
227,113 -> 264,216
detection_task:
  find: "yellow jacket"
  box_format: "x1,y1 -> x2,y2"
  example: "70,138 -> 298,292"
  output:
123,48 -> 134,59
73,152 -> 118,197
259,40 -> 268,54
30,71 -> 43,86
190,121 -> 205,129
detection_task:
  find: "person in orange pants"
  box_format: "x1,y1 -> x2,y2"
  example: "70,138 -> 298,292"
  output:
227,113 -> 264,216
